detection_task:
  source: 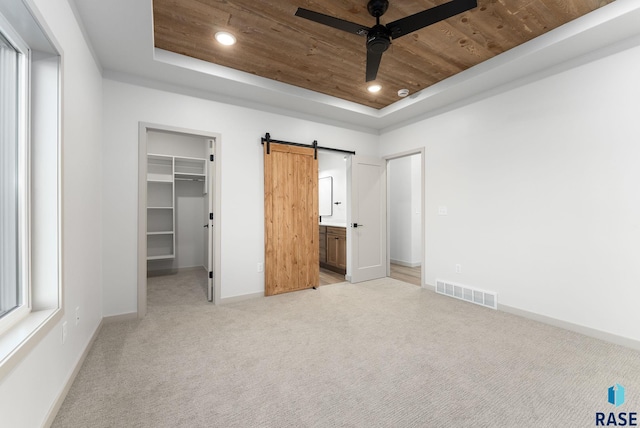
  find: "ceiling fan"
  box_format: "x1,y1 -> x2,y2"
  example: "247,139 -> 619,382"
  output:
295,0 -> 478,82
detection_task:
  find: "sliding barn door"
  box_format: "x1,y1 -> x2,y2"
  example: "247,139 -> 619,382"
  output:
264,142 -> 319,296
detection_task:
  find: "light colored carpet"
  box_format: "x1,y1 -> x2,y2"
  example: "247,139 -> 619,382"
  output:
53,270 -> 640,427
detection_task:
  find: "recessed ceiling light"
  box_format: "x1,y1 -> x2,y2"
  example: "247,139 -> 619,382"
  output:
397,89 -> 409,97
215,31 -> 236,46
367,84 -> 382,93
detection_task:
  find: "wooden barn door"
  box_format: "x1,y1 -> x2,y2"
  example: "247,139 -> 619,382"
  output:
264,142 -> 319,296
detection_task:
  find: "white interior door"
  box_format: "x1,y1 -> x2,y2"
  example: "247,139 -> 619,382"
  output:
349,155 -> 386,283
206,140 -> 215,302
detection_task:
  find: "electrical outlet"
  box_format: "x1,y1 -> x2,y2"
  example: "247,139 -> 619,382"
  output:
455,264 -> 462,274
438,206 -> 448,216
62,321 -> 68,344
257,262 -> 264,273
75,306 -> 80,326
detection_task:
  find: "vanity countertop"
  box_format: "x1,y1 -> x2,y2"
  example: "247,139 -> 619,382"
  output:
319,221 -> 347,228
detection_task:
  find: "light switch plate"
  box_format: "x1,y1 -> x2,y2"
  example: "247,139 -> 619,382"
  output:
62,321 -> 68,344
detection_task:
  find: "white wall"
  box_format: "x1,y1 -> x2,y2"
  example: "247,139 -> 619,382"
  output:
174,180 -> 206,268
147,130 -> 208,158
380,40 -> 640,343
388,155 -> 421,266
102,80 -> 379,314
0,0 -> 103,426
318,151 -> 348,225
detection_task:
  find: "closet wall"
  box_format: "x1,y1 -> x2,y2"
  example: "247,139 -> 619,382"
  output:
147,130 -> 209,273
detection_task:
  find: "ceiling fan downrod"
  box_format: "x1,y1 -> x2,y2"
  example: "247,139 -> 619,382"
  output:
366,0 -> 391,54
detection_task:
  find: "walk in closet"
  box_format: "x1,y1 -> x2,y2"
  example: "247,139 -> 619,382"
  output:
146,131 -> 211,275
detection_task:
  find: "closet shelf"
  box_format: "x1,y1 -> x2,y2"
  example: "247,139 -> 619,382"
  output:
147,154 -> 173,183
175,173 -> 205,181
147,206 -> 173,210
174,157 -> 206,176
146,255 -> 175,261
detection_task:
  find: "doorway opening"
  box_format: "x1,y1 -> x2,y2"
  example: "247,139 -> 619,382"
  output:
137,123 -> 221,317
318,151 -> 349,286
385,150 -> 425,287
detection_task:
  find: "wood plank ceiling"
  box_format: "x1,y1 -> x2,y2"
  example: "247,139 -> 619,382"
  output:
153,0 -> 613,109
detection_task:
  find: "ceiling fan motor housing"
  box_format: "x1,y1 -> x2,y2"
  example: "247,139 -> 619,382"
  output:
367,25 -> 391,53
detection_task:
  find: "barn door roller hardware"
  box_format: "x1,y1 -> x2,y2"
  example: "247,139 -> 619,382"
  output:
261,133 -> 356,157
265,132 -> 271,154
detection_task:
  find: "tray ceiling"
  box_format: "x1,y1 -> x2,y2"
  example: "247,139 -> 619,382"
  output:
154,0 -> 612,110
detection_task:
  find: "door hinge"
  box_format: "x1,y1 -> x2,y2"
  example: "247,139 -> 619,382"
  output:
210,213 -> 214,220
209,271 -> 213,279
210,154 -> 214,162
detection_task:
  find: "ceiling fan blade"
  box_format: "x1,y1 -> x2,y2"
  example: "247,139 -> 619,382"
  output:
295,8 -> 370,36
366,50 -> 383,82
386,0 -> 477,40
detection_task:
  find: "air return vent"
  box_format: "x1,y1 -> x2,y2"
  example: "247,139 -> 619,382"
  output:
435,279 -> 497,310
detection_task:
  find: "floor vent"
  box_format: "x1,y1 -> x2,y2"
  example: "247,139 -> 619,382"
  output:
435,279 -> 497,310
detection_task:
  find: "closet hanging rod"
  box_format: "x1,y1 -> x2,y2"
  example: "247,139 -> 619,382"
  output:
175,177 -> 204,182
261,133 -> 356,156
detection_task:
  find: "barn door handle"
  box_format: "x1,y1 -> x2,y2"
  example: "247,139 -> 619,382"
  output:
352,223 -> 364,228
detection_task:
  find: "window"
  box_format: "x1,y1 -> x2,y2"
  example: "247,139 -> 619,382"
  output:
0,13 -> 29,336
0,0 -> 61,378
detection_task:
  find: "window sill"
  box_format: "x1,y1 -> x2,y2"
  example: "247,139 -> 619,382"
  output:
0,307 -> 62,380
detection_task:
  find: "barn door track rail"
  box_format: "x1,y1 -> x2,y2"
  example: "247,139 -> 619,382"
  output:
262,133 -> 356,159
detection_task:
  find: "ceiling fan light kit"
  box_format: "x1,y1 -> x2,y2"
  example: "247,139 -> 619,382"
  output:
295,0 -> 478,82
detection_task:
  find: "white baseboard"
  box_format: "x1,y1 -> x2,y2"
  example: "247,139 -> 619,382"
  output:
498,303 -> 640,352
43,318 -> 104,428
103,312 -> 138,323
219,292 -> 264,305
424,282 -> 640,351
390,259 -> 422,268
